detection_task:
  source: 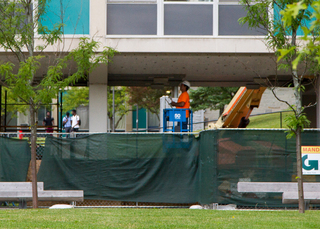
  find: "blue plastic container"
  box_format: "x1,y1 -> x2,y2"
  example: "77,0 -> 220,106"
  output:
163,108 -> 193,132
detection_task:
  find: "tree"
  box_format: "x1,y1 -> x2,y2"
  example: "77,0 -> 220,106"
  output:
62,87 -> 89,113
107,87 -> 129,131
0,0 -> 115,208
126,87 -> 170,121
1,89 -> 28,128
62,86 -> 128,131
239,0 -> 318,213
190,87 -> 239,115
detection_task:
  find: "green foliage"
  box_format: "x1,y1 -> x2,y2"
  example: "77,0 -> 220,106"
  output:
0,0 -> 117,208
240,0 -> 319,143
0,38 -> 115,112
279,0 -> 320,66
280,1 -> 307,27
285,112 -> 311,139
1,89 -> 28,125
62,87 -> 89,113
126,87 -> 170,120
107,87 -> 129,120
0,1 -> 116,127
62,86 -> 129,129
190,87 -> 238,113
0,0 -> 63,61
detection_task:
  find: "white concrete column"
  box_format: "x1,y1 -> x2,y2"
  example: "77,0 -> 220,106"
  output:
90,0 -> 107,41
89,64 -> 108,132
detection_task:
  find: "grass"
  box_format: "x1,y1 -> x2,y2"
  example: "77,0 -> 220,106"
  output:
247,111 -> 294,129
0,209 -> 320,228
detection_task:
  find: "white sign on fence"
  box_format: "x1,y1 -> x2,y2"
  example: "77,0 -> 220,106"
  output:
302,146 -> 320,175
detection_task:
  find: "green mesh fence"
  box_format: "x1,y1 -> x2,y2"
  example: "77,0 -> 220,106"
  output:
35,130 -> 320,206
0,137 -> 31,181
38,134 -> 199,203
211,129 -> 295,207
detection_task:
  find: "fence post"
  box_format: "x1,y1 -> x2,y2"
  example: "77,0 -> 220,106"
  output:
0,85 -> 1,132
4,90 -> 7,132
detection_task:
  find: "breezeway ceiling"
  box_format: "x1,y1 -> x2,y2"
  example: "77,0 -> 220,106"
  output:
107,53 -> 294,88
0,52 -> 297,88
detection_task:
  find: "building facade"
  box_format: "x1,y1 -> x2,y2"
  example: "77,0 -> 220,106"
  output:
1,0 -> 319,131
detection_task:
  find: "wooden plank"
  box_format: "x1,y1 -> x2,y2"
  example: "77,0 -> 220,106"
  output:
283,192 -> 320,204
0,182 -> 44,191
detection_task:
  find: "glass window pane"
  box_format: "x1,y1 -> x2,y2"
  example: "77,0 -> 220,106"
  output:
107,4 -> 157,35
164,4 -> 213,35
219,5 -> 267,35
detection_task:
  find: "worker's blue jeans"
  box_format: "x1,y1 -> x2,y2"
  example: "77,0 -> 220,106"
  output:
177,118 -> 188,132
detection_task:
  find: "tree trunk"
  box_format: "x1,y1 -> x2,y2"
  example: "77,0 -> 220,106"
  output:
291,28 -> 304,213
296,126 -> 304,213
109,116 -> 113,132
115,114 -> 125,130
30,105 -> 38,208
219,105 -> 224,116
294,79 -> 304,213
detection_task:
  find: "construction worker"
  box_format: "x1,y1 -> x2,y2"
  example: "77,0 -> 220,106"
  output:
170,81 -> 191,131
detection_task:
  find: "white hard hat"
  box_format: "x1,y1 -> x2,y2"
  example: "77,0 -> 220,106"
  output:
181,80 -> 191,88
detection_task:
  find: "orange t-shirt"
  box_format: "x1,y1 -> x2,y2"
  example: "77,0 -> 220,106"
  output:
177,91 -> 190,118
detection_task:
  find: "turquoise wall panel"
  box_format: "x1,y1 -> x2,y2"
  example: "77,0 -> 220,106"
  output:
132,107 -> 147,130
40,0 -> 89,35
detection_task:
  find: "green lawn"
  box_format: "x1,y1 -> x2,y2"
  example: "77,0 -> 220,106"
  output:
247,111 -> 293,129
0,209 -> 320,228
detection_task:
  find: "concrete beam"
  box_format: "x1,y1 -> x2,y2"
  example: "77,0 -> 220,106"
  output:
105,38 -> 270,53
89,64 -> 108,84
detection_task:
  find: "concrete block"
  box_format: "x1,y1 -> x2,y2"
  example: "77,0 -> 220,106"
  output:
0,182 -> 44,191
237,182 -> 320,193
283,192 -> 320,204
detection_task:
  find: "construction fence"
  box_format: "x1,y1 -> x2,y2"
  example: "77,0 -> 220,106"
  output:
1,130 -> 320,208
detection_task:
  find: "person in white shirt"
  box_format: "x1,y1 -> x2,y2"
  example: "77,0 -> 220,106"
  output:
71,109 -> 80,132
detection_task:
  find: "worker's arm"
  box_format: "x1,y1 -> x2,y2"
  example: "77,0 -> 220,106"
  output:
171,101 -> 185,107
